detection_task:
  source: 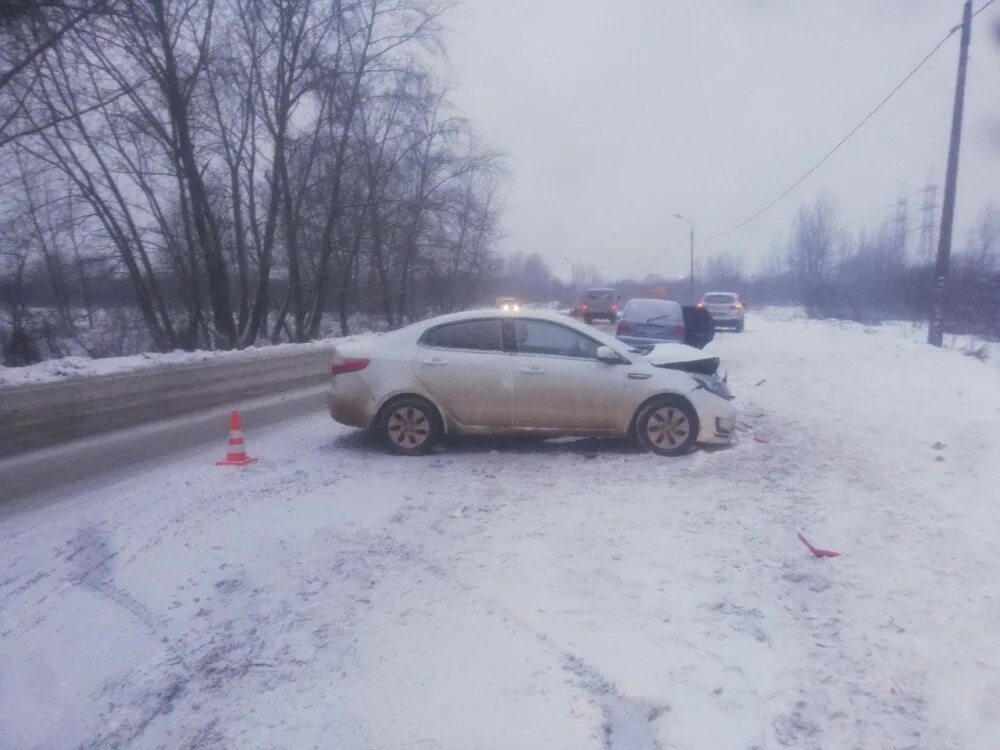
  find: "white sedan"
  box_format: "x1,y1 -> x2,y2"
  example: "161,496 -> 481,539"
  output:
327,309 -> 736,456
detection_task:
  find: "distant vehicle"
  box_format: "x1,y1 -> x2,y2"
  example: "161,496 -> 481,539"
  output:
496,296 -> 522,312
699,292 -> 745,332
576,287 -> 618,323
327,309 -> 736,457
616,298 -> 686,347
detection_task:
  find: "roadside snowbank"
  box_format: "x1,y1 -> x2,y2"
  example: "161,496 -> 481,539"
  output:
758,305 -> 999,371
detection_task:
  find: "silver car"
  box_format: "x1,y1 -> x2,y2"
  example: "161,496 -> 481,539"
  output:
328,309 -> 736,456
700,292 -> 745,332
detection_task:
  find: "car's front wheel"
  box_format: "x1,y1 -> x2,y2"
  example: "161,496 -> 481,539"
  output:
378,397 -> 442,455
635,397 -> 699,456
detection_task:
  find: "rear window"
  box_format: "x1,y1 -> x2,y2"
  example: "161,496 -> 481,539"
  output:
624,299 -> 681,320
585,289 -> 614,300
421,319 -> 503,351
704,294 -> 736,304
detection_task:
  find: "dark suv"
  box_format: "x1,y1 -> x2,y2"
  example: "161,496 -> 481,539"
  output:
577,288 -> 618,323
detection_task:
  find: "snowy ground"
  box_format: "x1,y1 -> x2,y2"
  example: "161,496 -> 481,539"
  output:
2,309 -> 1000,749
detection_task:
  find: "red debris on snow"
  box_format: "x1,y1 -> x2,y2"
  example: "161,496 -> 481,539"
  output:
754,435 -> 770,443
797,532 -> 840,558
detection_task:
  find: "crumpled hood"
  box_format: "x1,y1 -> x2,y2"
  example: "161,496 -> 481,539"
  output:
644,343 -> 720,375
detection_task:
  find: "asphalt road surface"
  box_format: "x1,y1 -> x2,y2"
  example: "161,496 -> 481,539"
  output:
0,385 -> 328,515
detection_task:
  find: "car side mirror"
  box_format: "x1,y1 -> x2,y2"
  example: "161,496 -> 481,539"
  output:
596,346 -> 621,364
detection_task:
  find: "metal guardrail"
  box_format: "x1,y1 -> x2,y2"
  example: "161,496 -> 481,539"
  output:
0,347 -> 334,457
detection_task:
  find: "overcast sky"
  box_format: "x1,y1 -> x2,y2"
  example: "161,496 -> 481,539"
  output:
443,0 -> 1000,281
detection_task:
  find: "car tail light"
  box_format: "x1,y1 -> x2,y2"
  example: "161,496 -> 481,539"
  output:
611,303 -> 617,312
730,302 -> 743,309
331,356 -> 369,375
617,320 -> 631,334
696,302 -> 705,309
580,303 -> 588,311
672,324 -> 685,335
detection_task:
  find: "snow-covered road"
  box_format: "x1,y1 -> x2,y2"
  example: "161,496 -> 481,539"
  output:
3,310 -> 1000,749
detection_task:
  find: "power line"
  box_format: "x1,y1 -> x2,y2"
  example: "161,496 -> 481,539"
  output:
971,0 -> 996,19
702,7 -> 988,242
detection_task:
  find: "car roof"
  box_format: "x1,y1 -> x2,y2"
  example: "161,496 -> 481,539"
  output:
704,291 -> 738,296
625,297 -> 680,306
622,298 -> 682,317
400,308 -> 625,348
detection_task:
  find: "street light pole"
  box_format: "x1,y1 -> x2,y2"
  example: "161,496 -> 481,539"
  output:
675,214 -> 695,303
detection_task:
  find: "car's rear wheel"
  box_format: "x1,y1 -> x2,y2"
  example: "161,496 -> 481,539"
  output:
735,319 -> 744,332
584,314 -> 593,324
378,397 -> 442,456
635,397 -> 699,456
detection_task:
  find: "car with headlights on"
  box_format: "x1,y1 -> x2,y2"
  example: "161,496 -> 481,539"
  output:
496,296 -> 522,312
327,309 -> 736,456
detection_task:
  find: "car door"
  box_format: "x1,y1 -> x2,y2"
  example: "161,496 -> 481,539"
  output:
508,318 -> 626,432
682,305 -> 715,349
414,317 -> 512,429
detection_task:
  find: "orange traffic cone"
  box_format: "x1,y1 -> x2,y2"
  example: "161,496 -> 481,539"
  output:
216,410 -> 257,466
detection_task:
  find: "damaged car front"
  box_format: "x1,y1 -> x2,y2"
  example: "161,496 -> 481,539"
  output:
639,344 -> 737,443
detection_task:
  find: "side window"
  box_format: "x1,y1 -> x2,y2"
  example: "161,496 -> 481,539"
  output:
421,319 -> 503,351
512,320 -> 600,359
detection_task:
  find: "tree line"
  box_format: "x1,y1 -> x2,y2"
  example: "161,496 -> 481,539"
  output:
710,194 -> 1000,339
486,193 -> 1000,342
1,0 -> 503,365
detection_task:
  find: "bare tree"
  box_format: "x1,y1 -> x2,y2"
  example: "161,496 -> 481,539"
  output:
788,193 -> 840,311
0,0 -> 114,146
1,0 -> 505,363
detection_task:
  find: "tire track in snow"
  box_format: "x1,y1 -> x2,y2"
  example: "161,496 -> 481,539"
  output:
730,389 -> 934,747
393,460 -> 668,749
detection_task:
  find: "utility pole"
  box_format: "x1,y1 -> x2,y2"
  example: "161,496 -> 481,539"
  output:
929,0 -> 972,347
674,214 -> 695,303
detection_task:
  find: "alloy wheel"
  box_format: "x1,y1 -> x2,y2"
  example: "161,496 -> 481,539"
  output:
386,405 -> 431,449
645,406 -> 691,449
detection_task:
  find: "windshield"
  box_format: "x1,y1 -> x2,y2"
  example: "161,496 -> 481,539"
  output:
4,2 -> 999,748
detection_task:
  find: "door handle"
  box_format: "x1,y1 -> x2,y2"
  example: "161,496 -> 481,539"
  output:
419,358 -> 447,366
520,367 -> 546,375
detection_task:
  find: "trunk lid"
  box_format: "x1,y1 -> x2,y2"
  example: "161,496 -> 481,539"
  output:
633,322 -> 681,339
706,303 -> 733,316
